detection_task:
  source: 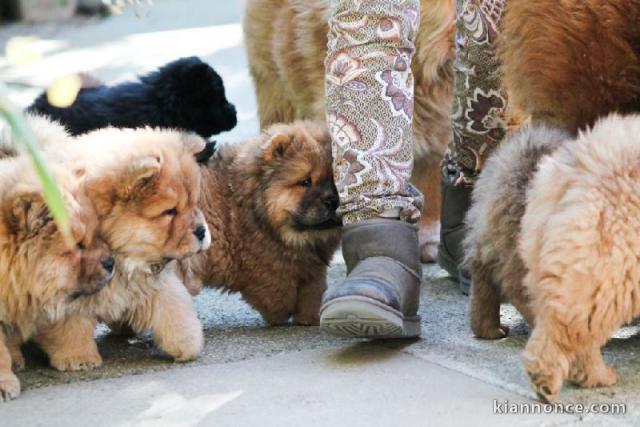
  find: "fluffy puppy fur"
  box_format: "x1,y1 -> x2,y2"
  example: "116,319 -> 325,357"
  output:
27,56 -> 238,138
243,0 -> 455,260
24,118 -> 211,371
464,126 -> 569,340
0,155 -> 114,400
182,121 -> 341,325
500,0 -> 640,133
520,115 -> 640,402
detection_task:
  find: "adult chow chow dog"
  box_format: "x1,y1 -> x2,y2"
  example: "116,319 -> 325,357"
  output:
500,0 -> 640,133
464,125 -> 569,339
243,0 -> 455,261
26,119 -> 211,371
181,121 -> 342,325
27,56 -> 238,139
0,154 -> 114,400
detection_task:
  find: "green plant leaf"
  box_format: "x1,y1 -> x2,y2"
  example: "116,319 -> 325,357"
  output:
0,93 -> 73,247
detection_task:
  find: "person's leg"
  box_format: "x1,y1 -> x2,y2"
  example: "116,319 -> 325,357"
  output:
321,0 -> 424,338
438,0 -> 509,294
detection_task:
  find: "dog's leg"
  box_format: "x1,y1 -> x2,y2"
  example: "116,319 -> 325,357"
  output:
569,346 -> 617,389
522,320 -> 572,403
293,273 -> 327,326
509,292 -> 535,328
241,281 -> 298,326
0,329 -> 20,401
252,73 -> 296,129
35,314 -> 102,371
144,270 -> 203,362
256,306 -> 294,326
469,258 -> 509,339
6,331 -> 24,372
413,152 -> 442,263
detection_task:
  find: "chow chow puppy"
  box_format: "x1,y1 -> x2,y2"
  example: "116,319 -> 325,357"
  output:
0,155 -> 114,400
27,56 -> 238,139
500,0 -> 640,133
243,0 -> 455,261
26,120 -> 211,371
181,121 -> 341,325
464,125 -> 569,339
518,114 -> 640,402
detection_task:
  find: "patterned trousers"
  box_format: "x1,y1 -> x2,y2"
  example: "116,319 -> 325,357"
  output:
326,0 -> 508,224
445,0 -> 508,186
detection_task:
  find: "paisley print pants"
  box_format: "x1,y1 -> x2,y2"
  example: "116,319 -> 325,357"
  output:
326,0 -> 424,225
326,0 -> 508,224
444,0 -> 508,186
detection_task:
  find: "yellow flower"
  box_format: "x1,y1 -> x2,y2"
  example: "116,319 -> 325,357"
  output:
47,75 -> 83,108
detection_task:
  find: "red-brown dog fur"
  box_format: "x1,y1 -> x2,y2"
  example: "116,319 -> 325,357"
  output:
500,0 -> 640,133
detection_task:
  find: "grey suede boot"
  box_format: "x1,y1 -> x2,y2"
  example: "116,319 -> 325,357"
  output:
437,173 -> 473,295
319,219 -> 422,338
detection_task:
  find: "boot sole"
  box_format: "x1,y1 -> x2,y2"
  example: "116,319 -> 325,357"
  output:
320,296 -> 421,339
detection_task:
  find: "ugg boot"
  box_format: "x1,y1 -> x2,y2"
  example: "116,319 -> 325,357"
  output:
437,174 -> 473,295
320,219 -> 422,338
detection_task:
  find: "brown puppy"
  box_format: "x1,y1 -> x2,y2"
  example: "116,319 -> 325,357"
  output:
183,121 -> 341,326
500,0 -> 640,133
0,155 -> 113,400
464,125 -> 569,340
243,0 -> 455,261
28,121 -> 211,371
519,115 -> 640,402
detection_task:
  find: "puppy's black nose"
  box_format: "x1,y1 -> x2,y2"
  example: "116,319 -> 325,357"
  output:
101,257 -> 115,274
194,225 -> 207,241
225,103 -> 237,117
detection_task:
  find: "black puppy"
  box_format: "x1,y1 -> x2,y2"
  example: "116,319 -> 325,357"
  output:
27,56 -> 237,139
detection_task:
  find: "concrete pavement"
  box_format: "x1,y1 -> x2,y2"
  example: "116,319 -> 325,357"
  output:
0,1 -> 638,425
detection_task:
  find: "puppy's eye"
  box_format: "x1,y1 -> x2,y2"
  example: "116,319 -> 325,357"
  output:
162,208 -> 178,216
298,178 -> 312,188
76,242 -> 86,251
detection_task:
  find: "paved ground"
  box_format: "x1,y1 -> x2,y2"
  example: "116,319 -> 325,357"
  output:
0,1 -> 638,425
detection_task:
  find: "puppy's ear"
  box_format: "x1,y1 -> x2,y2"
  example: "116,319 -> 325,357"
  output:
117,156 -> 162,198
185,61 -> 211,79
4,190 -> 51,236
262,133 -> 291,162
182,133 -> 207,155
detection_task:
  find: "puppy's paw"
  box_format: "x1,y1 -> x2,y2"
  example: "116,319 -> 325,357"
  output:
476,325 -> 510,340
0,372 -> 20,402
261,310 -> 291,327
420,242 -> 439,264
418,222 -> 440,264
570,363 -> 617,389
11,353 -> 25,373
159,328 -> 204,362
471,319 -> 509,340
522,352 -> 563,403
49,350 -> 103,372
293,312 -> 319,326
